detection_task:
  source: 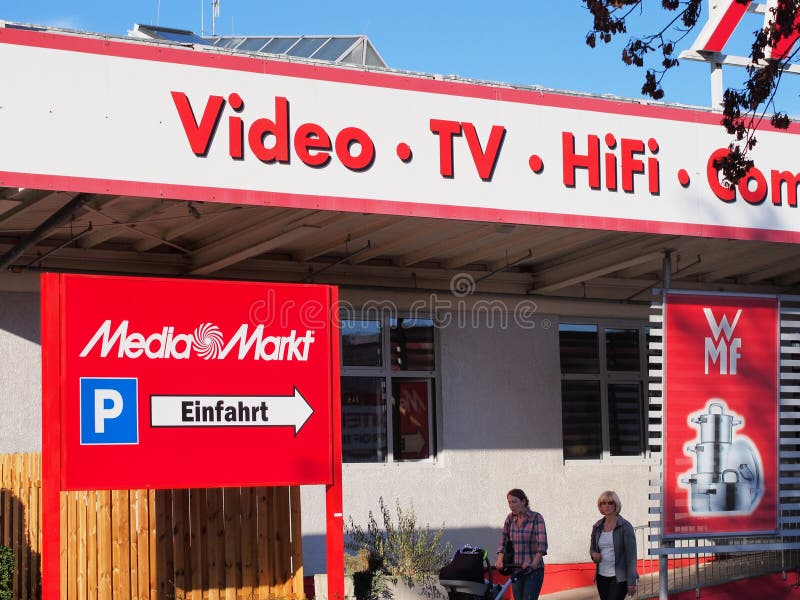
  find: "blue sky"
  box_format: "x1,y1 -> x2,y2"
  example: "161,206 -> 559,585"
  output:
3,0 -> 800,114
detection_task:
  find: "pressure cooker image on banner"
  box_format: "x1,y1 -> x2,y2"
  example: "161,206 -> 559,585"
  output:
680,399 -> 764,514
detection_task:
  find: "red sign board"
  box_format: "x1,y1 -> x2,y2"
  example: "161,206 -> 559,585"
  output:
663,292 -> 778,536
43,273 -> 338,490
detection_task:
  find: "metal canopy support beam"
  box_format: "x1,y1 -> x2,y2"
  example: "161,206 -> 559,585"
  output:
0,192 -> 90,272
532,250 -> 666,293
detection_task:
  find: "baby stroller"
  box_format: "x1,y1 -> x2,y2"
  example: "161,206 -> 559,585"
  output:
438,545 -> 528,600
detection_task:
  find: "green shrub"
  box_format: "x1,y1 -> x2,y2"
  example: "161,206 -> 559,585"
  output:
345,497 -> 452,600
0,545 -> 14,600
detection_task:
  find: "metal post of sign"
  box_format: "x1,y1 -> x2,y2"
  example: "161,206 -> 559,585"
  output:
711,62 -> 724,108
40,273 -> 62,600
709,0 -> 725,108
326,286 -> 345,600
659,545 -> 671,600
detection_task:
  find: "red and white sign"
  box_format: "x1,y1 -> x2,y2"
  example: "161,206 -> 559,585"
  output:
663,292 -> 778,536
691,0 -> 800,60
43,273 -> 338,489
2,26 -> 800,242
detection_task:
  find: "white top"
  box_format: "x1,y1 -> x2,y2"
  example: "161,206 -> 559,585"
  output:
598,530 -> 616,577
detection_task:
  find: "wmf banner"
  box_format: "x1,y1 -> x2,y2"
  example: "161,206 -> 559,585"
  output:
663,292 -> 778,537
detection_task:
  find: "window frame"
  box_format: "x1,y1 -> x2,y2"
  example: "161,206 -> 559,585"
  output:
559,318 -> 648,462
340,313 -> 439,464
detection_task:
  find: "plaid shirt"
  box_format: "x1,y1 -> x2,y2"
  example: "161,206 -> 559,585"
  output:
498,509 -> 548,565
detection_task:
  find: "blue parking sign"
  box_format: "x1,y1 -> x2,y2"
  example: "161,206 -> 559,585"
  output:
80,378 -> 139,445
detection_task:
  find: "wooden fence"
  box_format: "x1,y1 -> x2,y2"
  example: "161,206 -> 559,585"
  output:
0,453 -> 304,600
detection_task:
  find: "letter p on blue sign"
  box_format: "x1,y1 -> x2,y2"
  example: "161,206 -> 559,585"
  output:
80,378 -> 139,445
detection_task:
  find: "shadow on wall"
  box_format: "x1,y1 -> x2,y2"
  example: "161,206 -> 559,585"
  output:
0,292 -> 40,344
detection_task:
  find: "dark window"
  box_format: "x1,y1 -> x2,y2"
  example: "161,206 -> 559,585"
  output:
560,321 -> 646,460
342,320 -> 382,367
341,377 -> 386,463
341,316 -> 438,463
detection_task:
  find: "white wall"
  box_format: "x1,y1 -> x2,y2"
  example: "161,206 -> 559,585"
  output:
0,289 -> 42,452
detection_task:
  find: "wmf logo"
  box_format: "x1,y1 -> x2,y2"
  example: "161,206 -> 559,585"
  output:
703,308 -> 742,375
79,377 -> 139,445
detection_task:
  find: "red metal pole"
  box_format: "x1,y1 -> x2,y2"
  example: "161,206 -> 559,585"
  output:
40,273 -> 61,600
326,286 -> 344,600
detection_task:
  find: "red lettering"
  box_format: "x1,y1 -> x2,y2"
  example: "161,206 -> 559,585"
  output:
430,119 -> 462,178
247,97 -> 289,163
335,127 -> 375,171
604,134 -> 617,191
294,123 -> 331,167
707,148 -> 736,202
171,91 -> 225,156
562,132 -> 600,189
771,170 -> 800,207
229,116 -> 244,159
620,138 -> 645,193
647,138 -> 660,195
738,168 -> 768,205
462,123 -> 506,181
228,93 -> 244,159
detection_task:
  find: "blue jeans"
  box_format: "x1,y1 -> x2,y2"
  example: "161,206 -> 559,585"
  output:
511,567 -> 544,600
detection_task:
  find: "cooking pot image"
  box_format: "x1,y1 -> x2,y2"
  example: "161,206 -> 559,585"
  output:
690,402 -> 742,444
680,399 -> 764,514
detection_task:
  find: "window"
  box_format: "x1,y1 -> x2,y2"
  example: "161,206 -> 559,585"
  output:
340,316 -> 438,463
559,321 -> 647,460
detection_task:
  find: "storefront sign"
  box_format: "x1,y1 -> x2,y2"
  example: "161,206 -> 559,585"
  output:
663,292 -> 778,536
43,273 -> 338,489
2,26 -> 800,241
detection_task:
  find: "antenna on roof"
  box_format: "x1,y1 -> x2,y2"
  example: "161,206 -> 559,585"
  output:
211,0 -> 220,36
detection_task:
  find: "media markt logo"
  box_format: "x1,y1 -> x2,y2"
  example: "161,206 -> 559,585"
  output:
78,320 -> 316,361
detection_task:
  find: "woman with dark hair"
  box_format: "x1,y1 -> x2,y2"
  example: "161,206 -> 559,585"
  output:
589,490 -> 638,599
493,488 -> 548,600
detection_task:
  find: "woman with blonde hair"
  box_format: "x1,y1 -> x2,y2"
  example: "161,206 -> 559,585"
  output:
589,491 -> 638,599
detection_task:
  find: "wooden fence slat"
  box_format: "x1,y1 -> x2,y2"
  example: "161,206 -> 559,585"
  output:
156,490 -> 173,600
128,490 -> 139,600
223,488 -> 241,600
241,487 -> 255,600
256,487 -> 269,600
0,456 -> 7,548
135,489 -> 151,600
276,487 -> 292,599
207,488 -> 224,600
113,489 -> 132,599
148,490 -> 158,600
190,489 -> 205,600
88,491 -> 98,600
198,489 -> 209,600
77,490 -> 88,600
19,454 -> 28,600
29,456 -> 41,600
291,486 -> 303,600
97,490 -> 113,600
172,489 -> 190,599
12,454 -> 22,600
